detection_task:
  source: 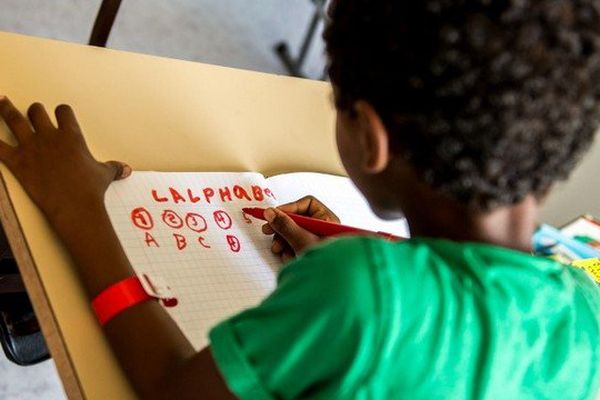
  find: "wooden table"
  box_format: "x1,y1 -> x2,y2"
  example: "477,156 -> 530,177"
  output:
0,31 -> 339,399
0,31 -> 597,399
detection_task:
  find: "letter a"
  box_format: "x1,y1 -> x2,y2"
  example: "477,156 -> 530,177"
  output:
144,232 -> 160,247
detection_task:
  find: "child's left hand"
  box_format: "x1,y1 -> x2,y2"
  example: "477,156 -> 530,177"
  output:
0,96 -> 130,225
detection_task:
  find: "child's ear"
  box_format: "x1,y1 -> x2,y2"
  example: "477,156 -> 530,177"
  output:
354,101 -> 390,173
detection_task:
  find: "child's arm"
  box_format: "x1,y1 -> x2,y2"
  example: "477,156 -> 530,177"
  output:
0,97 -> 235,399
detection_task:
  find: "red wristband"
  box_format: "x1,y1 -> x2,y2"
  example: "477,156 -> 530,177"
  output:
92,276 -> 155,326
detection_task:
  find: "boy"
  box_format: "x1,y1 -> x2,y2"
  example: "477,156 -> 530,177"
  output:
0,0 -> 599,398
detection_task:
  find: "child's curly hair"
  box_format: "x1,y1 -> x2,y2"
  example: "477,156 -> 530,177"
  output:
324,0 -> 600,210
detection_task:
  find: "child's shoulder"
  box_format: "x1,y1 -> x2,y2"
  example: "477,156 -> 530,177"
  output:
257,237 -> 600,399
285,235 -> 555,275
277,236 -> 437,299
281,235 -> 587,298
281,235 -> 419,276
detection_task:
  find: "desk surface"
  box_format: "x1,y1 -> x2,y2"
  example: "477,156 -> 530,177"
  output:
0,31 -> 339,399
0,31 -> 598,400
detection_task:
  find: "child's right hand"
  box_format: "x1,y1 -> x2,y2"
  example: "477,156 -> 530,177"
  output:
261,195 -> 340,262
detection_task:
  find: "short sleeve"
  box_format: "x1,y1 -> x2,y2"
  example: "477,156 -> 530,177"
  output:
209,237 -> 381,400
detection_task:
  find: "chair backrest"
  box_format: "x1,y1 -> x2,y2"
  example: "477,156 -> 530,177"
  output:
0,258 -> 49,366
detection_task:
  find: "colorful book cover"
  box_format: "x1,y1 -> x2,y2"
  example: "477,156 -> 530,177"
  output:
533,224 -> 600,262
533,216 -> 600,284
572,258 -> 600,284
560,215 -> 600,251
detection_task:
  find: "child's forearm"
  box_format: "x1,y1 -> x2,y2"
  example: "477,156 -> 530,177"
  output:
50,199 -> 136,296
52,201 -> 192,395
51,202 -> 234,399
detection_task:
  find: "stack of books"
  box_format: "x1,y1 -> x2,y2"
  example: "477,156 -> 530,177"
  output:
533,215 -> 600,283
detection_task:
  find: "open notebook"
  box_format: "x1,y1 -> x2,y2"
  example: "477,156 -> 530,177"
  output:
105,172 -> 409,349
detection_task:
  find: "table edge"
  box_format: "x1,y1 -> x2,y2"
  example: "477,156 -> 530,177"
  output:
0,172 -> 84,400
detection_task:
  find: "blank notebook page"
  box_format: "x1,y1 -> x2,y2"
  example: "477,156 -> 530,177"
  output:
105,172 -> 280,349
267,172 -> 410,237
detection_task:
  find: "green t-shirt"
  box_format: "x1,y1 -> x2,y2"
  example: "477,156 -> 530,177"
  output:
209,237 -> 600,399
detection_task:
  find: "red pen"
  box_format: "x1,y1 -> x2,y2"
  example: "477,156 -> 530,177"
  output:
242,207 -> 404,241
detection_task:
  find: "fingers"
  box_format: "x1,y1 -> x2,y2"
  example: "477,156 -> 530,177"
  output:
281,251 -> 295,263
0,141 -> 14,162
0,96 -> 34,143
264,207 -> 316,253
262,223 -> 274,235
104,161 -> 132,181
270,234 -> 295,263
265,225 -> 300,263
55,104 -> 81,133
271,234 -> 285,253
27,103 -> 54,132
278,195 -> 340,223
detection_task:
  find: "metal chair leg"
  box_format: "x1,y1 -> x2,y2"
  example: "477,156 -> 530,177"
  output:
89,0 -> 123,47
274,0 -> 327,79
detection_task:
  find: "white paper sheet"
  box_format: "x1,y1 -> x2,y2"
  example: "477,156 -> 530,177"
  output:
105,172 -> 279,349
267,172 -> 409,237
105,171 -> 410,349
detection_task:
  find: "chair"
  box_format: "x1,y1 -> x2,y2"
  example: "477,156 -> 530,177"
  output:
89,0 -> 123,47
274,0 -> 327,79
0,255 -> 50,365
90,0 -> 327,79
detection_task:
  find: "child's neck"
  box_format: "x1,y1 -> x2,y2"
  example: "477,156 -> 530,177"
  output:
403,195 -> 538,253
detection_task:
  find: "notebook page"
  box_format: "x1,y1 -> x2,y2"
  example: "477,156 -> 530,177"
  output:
104,172 -> 280,349
267,172 -> 410,238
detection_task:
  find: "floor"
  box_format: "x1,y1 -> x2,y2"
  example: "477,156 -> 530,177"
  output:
0,1 -> 325,398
